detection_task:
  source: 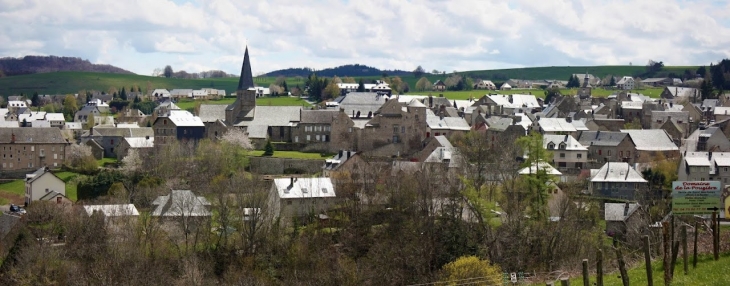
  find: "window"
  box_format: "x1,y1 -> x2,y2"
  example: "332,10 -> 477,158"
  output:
45,188 -> 49,193
393,135 -> 400,143
348,127 -> 353,133
598,150 -> 602,155
31,146 -> 34,152
53,154 -> 57,159
164,119 -> 167,125
560,153 -> 565,158
393,125 -> 399,133
620,151 -> 623,157
294,136 -> 299,143
559,143 -> 566,150
306,135 -> 311,141
607,150 -> 612,156
315,135 -> 320,141
322,188 -> 328,193
302,188 -> 308,193
547,143 -> 555,150
577,153 -> 582,159
401,126 -> 405,133
51,147 -> 54,152
558,162 -> 567,168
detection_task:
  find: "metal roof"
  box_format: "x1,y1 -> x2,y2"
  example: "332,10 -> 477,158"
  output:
273,177 -> 335,199
621,129 -> 678,151
590,162 -> 647,183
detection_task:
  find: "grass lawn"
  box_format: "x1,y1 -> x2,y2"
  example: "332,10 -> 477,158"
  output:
0,179 -> 25,196
175,96 -> 311,111
248,150 -> 332,160
558,253 -> 730,286
97,157 -> 118,166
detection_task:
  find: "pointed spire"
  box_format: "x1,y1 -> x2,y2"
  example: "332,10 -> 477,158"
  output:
237,46 -> 254,90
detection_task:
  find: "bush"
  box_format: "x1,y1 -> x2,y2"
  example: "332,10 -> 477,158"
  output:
263,140 -> 274,156
76,170 -> 126,201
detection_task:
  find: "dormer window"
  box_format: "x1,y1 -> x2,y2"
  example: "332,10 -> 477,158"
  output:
558,143 -> 566,150
547,142 -> 555,150
322,188 -> 328,193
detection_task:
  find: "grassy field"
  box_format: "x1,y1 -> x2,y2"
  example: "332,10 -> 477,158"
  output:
0,65 -> 694,97
175,96 -> 311,110
413,87 -> 665,100
558,253 -> 730,286
248,150 -> 333,160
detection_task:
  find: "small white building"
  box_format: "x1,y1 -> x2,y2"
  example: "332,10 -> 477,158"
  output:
84,204 -> 140,217
25,167 -> 66,205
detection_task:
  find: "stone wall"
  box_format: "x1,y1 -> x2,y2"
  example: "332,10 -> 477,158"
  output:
249,157 -> 323,175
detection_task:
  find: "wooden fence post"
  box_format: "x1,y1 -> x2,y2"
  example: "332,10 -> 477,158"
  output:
682,224 -> 688,275
712,211 -> 720,261
582,259 -> 589,286
693,220 -> 699,269
643,235 -> 653,286
663,221 -> 670,286
615,244 -> 629,286
596,249 -> 603,286
560,277 -> 570,286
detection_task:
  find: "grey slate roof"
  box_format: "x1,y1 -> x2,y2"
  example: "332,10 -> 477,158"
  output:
237,47 -> 255,90
334,92 -> 388,118
577,131 -> 628,147
198,104 -> 228,122
591,162 -> 647,183
621,129 -> 678,151
235,106 -> 302,127
152,190 -> 211,217
300,110 -> 339,124
90,127 -> 154,138
0,127 -> 67,144
604,203 -> 640,221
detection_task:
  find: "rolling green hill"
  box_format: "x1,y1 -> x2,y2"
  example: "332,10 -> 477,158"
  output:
0,65 -> 698,97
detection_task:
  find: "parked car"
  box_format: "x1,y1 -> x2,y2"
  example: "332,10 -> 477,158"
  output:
9,204 -> 26,214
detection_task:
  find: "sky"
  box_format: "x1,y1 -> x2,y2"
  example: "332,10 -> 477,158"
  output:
1,0 -> 730,76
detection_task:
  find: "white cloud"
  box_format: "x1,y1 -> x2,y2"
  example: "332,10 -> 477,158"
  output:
0,0 -> 729,76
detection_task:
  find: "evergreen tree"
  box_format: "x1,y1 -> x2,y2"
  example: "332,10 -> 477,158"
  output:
31,92 -> 39,107
357,78 -> 365,92
609,76 -> 616,86
120,87 -> 127,100
282,81 -> 289,92
263,140 -> 275,156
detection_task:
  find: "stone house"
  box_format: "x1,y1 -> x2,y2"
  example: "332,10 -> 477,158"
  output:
267,177 -> 337,220
604,203 -> 645,240
152,110 -> 206,146
616,76 -> 635,90
694,127 -> 730,152
74,99 -> 110,124
433,80 -> 446,91
578,131 -> 636,165
116,136 -> 154,160
24,167 -> 66,206
82,126 -> 154,158
677,151 -> 730,185
0,128 -> 69,171
622,129 -> 679,162
357,97 -> 428,157
590,162 -> 648,200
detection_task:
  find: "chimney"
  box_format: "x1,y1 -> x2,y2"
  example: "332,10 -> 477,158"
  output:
566,116 -> 572,123
623,202 -> 630,217
10,133 -> 15,144
429,95 -> 433,107
670,102 -> 673,108
145,135 -> 150,140
289,177 -> 294,188
339,150 -> 343,158
439,112 -> 444,120
709,152 -> 713,160
595,130 -> 601,139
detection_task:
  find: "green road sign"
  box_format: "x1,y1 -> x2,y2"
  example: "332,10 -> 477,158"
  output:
672,181 -> 722,214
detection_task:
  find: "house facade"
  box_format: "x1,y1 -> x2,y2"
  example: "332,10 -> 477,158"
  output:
578,131 -> 636,165
590,162 -> 648,200
152,110 -> 206,146
0,128 -> 69,171
616,76 -> 635,90
543,134 -> 588,171
25,167 -> 66,205
268,177 -> 337,220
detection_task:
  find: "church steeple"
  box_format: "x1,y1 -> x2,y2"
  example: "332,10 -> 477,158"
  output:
237,46 -> 254,90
